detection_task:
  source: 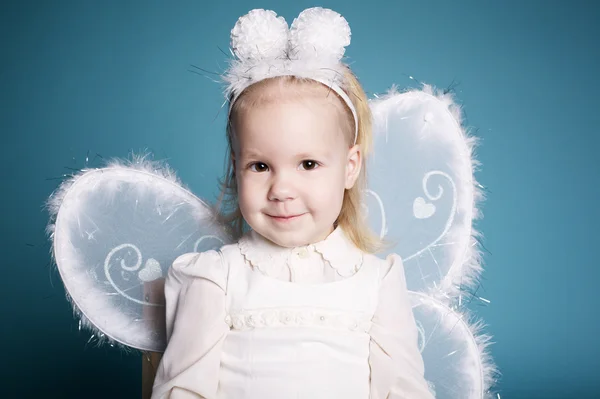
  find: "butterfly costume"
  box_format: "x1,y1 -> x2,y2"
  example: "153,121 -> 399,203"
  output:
47,7 -> 497,399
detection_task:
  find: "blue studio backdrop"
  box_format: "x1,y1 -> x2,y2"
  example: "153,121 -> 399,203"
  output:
1,1 -> 599,398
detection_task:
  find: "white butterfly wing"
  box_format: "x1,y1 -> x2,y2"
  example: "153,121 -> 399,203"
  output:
411,291 -> 496,398
47,159 -> 231,351
368,86 -> 495,395
367,86 -> 483,298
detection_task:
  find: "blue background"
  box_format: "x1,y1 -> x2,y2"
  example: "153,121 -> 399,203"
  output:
2,0 -> 598,397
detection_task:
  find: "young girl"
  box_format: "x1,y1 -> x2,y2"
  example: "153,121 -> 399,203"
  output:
152,8 -> 433,399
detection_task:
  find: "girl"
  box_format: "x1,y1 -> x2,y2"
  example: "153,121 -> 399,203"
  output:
152,8 -> 434,399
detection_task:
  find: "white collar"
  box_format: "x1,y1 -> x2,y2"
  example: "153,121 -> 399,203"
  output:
237,227 -> 363,278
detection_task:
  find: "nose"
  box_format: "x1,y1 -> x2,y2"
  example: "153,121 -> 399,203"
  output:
267,171 -> 296,202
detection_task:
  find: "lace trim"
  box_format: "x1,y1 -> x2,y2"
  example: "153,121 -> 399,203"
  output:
238,234 -> 290,277
313,241 -> 363,277
225,308 -> 372,332
238,230 -> 364,278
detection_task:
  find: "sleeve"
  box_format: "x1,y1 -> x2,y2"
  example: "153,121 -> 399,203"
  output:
369,254 -> 434,399
151,251 -> 230,399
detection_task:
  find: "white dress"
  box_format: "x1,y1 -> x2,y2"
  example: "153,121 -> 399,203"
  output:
151,228 -> 434,399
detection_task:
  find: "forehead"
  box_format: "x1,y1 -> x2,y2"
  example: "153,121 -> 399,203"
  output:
233,98 -> 346,158
231,79 -> 350,153
231,78 -> 353,147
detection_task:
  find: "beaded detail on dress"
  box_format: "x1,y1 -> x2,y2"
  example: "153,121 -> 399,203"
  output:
225,308 -> 373,332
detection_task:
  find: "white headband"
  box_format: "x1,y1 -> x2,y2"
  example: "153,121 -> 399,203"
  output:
223,8 -> 359,144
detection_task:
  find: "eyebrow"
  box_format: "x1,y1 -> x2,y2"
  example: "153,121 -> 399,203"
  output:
238,147 -> 263,157
239,149 -> 332,161
295,152 -> 329,160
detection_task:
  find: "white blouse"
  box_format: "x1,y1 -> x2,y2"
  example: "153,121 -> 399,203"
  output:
151,228 -> 434,399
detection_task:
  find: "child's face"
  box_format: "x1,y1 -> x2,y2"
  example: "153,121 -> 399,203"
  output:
232,91 -> 361,248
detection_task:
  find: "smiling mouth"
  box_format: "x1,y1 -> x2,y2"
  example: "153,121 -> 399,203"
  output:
267,213 -> 306,222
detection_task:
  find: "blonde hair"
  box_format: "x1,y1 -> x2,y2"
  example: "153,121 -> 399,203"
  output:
216,67 -> 383,253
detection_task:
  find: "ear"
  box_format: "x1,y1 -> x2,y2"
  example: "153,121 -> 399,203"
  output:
345,144 -> 362,189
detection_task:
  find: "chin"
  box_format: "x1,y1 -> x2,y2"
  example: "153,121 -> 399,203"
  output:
245,213 -> 332,247
261,230 -> 308,248
257,223 -> 333,248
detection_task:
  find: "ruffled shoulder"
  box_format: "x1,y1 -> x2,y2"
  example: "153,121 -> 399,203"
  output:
169,250 -> 227,291
361,252 -> 405,285
384,253 -> 404,274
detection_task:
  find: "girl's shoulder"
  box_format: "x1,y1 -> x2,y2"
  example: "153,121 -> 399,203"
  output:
362,252 -> 405,281
171,238 -> 241,271
169,248 -> 229,290
362,251 -> 403,265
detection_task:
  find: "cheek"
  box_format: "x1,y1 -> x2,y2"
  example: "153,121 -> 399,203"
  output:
307,169 -> 346,209
332,167 -> 349,207
237,175 -> 262,211
235,175 -> 249,209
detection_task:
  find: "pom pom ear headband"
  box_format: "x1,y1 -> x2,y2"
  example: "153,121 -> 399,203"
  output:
224,8 -> 359,144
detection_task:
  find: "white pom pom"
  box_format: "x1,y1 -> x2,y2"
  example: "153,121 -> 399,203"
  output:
289,7 -> 351,60
231,9 -> 289,60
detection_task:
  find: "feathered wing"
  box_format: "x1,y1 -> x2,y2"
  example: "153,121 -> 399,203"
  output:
411,292 -> 496,398
367,86 -> 484,299
367,86 -> 495,396
47,156 -> 232,352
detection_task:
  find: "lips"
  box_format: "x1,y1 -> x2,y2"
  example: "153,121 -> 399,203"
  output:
267,213 -> 305,221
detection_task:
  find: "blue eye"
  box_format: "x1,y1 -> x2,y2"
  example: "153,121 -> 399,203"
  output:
249,162 -> 269,172
299,160 -> 319,170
